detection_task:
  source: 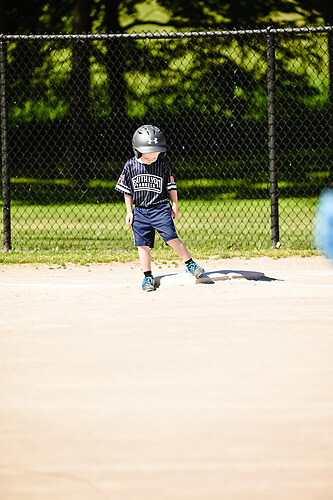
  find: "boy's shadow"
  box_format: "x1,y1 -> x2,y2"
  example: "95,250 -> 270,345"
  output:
155,269 -> 280,288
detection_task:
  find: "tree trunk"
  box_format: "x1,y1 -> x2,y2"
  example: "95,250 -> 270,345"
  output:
105,0 -> 128,135
67,0 -> 93,181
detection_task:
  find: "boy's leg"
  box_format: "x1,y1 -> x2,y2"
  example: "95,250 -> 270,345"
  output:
138,245 -> 152,272
166,237 -> 191,261
167,238 -> 205,278
138,245 -> 155,291
150,204 -> 204,278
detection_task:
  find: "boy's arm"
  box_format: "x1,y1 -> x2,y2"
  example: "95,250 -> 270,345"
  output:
169,189 -> 179,220
124,194 -> 133,225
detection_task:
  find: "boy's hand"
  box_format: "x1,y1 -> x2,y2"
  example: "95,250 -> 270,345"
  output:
126,211 -> 133,226
172,202 -> 179,220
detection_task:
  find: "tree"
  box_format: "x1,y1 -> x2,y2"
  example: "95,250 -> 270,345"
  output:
67,0 -> 93,180
296,0 -> 333,24
105,0 -> 127,124
2,0 -> 331,180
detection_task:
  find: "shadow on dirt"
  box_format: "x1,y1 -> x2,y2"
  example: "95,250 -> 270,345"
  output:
154,269 -> 281,287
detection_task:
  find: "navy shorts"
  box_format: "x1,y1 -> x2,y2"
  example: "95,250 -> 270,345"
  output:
132,202 -> 178,248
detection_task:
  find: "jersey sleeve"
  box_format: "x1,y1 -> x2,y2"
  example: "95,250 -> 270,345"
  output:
165,161 -> 177,191
115,163 -> 132,196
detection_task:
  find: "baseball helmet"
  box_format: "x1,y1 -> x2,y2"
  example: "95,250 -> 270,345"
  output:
132,124 -> 167,158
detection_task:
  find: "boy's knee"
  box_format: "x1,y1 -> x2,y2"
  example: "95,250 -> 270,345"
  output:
166,237 -> 179,245
138,245 -> 151,253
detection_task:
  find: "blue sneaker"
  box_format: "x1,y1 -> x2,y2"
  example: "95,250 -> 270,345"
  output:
142,276 -> 155,292
186,261 -> 204,279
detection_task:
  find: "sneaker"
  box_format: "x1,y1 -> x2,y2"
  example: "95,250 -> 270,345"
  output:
142,276 -> 155,292
186,261 -> 205,279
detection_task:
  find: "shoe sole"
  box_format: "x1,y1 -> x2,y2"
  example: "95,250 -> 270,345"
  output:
142,279 -> 155,292
195,269 -> 204,279
187,269 -> 205,279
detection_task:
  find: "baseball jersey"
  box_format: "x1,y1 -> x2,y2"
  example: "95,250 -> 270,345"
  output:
115,157 -> 177,208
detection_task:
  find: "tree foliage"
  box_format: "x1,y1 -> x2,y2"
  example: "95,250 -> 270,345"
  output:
2,0 -> 331,35
3,0 -> 328,126
2,0 -> 331,179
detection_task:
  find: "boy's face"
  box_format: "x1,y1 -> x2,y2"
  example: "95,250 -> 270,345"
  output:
141,151 -> 160,164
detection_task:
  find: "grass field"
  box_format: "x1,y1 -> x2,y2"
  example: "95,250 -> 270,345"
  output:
0,196 -> 321,264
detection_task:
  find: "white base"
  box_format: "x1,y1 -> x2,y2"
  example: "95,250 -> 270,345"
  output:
155,269 -> 265,287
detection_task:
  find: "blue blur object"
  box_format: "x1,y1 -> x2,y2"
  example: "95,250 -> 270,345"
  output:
315,189 -> 333,261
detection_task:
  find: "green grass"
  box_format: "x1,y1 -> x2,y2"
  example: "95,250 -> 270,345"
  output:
0,248 -> 320,266
0,196 -> 321,264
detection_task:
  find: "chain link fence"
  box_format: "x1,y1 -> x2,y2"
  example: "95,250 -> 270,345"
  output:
1,27 -> 332,252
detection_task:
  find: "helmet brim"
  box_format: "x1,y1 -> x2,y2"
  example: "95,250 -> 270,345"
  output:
135,145 -> 167,153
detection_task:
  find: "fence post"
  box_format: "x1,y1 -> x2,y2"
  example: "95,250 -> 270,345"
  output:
0,36 -> 11,251
267,29 -> 280,249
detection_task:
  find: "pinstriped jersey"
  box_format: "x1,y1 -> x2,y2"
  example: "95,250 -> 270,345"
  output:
115,157 -> 177,208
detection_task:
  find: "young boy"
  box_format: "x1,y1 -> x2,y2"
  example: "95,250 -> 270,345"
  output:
115,124 -> 204,291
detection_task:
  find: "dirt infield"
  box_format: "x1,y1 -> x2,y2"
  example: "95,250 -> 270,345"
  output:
1,256 -> 333,499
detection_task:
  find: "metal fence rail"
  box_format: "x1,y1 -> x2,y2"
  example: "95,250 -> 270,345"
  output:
1,27 -> 332,252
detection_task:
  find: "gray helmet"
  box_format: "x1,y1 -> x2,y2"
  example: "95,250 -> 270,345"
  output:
132,124 -> 167,158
